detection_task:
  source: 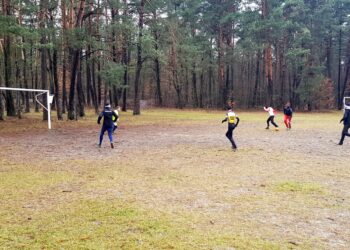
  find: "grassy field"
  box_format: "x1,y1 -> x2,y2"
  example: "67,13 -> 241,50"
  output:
0,109 -> 349,249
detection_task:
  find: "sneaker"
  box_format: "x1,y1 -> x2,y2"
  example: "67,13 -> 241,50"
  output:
338,142 -> 343,145
265,127 -> 269,130
275,127 -> 279,131
111,143 -> 114,149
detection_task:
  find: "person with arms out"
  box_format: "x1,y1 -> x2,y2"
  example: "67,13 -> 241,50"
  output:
283,102 -> 293,130
264,106 -> 279,131
338,105 -> 350,145
98,103 -> 118,148
113,106 -> 121,133
222,107 -> 240,151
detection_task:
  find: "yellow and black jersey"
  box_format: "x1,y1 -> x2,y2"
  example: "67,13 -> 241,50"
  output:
226,111 -> 237,124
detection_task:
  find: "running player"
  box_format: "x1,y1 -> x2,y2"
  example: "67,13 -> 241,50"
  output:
338,102 -> 350,145
264,106 -> 279,130
222,107 -> 240,151
97,103 -> 118,148
283,102 -> 293,130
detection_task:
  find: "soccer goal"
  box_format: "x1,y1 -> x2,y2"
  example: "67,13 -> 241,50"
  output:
0,87 -> 54,129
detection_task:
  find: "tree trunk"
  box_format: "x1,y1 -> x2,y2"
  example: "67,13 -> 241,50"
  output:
217,25 -> 225,107
53,49 -> 63,120
34,60 -> 39,112
121,0 -> 129,111
77,54 -> 85,117
103,82 -> 108,105
192,64 -> 198,107
97,61 -> 102,106
23,47 -> 30,113
152,11 -> 162,106
264,46 -> 274,106
86,51 -> 98,114
252,51 -> 261,107
208,41 -> 213,107
68,50 -> 80,119
113,85 -> 118,106
0,92 -> 4,120
225,64 -> 230,101
199,68 -> 204,108
86,75 -> 91,106
262,0 -> 273,106
337,26 -> 343,110
175,86 -> 182,109
67,0 -> 85,120
184,67 -> 189,104
39,0 -> 49,120
61,0 -> 68,114
111,4 -> 120,108
326,34 -> 332,79
154,56 -> 162,106
279,41 -> 286,106
62,51 -> 67,114
2,0 -> 16,116
133,0 -> 144,115
122,59 -> 128,111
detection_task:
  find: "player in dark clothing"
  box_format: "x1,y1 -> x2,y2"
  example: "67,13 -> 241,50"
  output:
222,107 -> 240,151
283,102 -> 293,130
338,107 -> 350,145
98,103 -> 118,148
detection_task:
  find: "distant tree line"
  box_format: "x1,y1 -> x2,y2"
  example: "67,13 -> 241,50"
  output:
1,0 -> 350,121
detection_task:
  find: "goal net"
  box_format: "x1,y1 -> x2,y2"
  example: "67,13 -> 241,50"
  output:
0,87 -> 54,129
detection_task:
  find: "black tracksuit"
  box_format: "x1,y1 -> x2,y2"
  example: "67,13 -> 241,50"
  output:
339,109 -> 350,145
97,108 -> 118,146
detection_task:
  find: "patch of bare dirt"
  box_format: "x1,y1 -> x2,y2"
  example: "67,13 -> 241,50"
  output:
1,115 -> 350,248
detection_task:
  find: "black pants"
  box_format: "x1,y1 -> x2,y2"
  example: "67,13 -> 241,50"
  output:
267,116 -> 278,128
226,123 -> 237,149
339,124 -> 350,144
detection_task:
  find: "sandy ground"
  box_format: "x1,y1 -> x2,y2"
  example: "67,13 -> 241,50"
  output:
0,110 -> 350,249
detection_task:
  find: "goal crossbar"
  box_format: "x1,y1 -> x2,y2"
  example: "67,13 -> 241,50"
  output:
0,87 -> 54,129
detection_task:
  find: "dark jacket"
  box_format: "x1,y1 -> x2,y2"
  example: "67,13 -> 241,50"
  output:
98,108 -> 118,128
341,109 -> 350,125
283,107 -> 293,116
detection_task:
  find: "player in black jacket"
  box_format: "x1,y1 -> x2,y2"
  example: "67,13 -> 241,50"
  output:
283,102 -> 293,130
98,103 -> 118,148
338,107 -> 350,145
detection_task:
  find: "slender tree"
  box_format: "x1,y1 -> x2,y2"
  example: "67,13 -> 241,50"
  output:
2,0 -> 16,116
133,0 -> 145,115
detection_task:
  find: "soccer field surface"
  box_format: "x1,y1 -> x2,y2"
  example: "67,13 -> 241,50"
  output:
0,109 -> 349,249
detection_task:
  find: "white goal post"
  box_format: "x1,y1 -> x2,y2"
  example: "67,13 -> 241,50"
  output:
0,87 -> 54,129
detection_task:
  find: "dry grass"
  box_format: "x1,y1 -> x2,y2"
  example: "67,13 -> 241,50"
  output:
0,109 -> 349,249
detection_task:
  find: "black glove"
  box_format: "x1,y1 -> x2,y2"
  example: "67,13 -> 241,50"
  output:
222,120 -> 226,123
340,118 -> 344,124
98,121 -> 100,125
